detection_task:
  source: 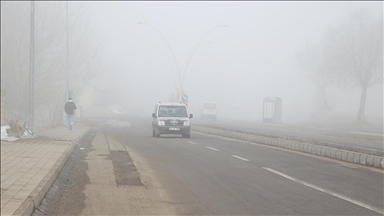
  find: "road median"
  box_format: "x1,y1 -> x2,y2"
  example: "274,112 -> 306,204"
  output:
192,125 -> 384,169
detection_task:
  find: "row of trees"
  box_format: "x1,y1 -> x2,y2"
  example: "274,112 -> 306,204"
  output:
298,8 -> 383,123
1,2 -> 104,130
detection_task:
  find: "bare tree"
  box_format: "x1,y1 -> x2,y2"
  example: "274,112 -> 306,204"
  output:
297,44 -> 338,117
1,1 -> 104,130
1,2 -> 30,122
324,8 -> 383,123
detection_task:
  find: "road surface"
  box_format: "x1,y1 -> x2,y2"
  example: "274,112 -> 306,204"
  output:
45,116 -> 383,215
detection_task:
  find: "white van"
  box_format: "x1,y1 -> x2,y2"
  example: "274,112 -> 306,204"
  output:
152,102 -> 193,138
200,100 -> 217,120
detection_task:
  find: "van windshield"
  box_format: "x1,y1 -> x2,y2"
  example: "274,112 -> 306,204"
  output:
204,103 -> 216,110
158,106 -> 188,117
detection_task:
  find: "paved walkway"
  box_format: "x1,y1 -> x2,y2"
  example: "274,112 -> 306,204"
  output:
1,126 -> 90,216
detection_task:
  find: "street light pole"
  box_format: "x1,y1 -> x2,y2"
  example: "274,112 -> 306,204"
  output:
181,23 -> 228,87
66,1 -> 69,100
143,40 -> 179,95
137,21 -> 182,99
28,1 -> 35,131
138,21 -> 228,102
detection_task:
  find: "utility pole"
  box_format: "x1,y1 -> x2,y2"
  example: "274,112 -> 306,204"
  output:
28,1 -> 35,131
66,1 -> 69,99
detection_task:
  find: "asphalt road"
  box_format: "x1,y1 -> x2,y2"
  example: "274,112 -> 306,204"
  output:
104,116 -> 384,215
193,118 -> 384,152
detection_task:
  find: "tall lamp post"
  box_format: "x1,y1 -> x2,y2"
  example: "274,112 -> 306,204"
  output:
142,40 -> 179,95
63,1 -> 70,126
137,21 -> 182,100
138,21 -> 229,102
29,1 -> 35,131
66,1 -> 69,99
181,24 -> 229,88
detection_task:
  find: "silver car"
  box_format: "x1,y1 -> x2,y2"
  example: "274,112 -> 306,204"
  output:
152,102 -> 193,138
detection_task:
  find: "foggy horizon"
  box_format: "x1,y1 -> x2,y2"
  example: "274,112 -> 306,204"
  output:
2,1 -> 383,127
85,1 -> 382,124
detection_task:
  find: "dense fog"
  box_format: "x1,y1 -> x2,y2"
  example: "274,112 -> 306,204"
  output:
1,1 -> 383,130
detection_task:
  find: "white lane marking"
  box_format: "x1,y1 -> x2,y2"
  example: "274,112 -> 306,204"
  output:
231,155 -> 250,161
262,167 -> 384,215
187,141 -> 198,145
205,146 -> 219,151
192,131 -> 383,174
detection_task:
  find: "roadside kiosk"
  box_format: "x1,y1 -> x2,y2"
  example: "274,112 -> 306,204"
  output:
263,97 -> 282,123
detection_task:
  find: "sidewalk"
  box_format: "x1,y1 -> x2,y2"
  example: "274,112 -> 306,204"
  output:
1,126 -> 90,216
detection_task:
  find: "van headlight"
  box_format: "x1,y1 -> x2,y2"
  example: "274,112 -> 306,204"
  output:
158,120 -> 165,126
183,121 -> 190,126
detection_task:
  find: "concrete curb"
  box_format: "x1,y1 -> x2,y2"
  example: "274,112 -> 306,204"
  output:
14,128 -> 91,216
192,125 -> 384,170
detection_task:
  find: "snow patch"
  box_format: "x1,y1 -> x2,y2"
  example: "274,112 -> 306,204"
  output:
1,125 -> 19,141
1,125 -> 36,142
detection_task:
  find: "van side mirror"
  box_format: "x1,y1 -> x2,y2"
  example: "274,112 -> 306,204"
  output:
152,113 -> 156,118
189,114 -> 193,119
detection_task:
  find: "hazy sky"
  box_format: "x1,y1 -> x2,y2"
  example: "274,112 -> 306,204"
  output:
82,1 -> 382,123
